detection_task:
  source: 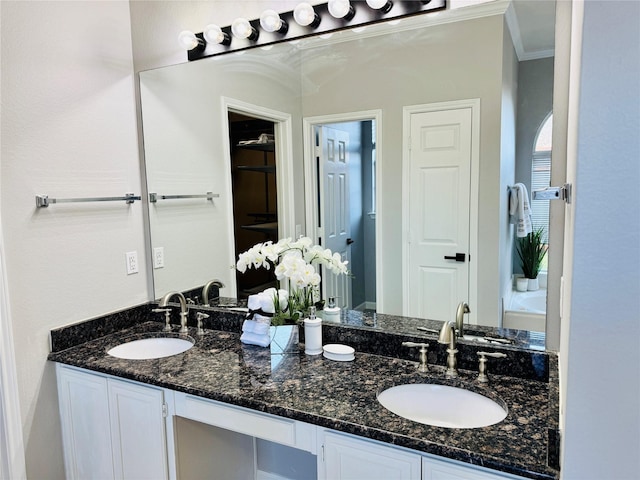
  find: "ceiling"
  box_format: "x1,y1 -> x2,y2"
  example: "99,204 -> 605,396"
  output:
509,0 -> 556,60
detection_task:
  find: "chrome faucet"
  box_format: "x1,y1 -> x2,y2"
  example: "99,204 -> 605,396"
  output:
455,302 -> 470,337
159,291 -> 189,334
438,322 -> 458,378
202,279 -> 225,307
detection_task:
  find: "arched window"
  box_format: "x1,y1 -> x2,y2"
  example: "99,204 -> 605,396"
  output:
531,114 -> 552,247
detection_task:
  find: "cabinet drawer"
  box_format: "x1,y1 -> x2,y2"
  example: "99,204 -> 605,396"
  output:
174,393 -> 315,452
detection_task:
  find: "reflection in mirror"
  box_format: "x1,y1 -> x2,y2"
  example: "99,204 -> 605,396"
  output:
139,1 -> 558,341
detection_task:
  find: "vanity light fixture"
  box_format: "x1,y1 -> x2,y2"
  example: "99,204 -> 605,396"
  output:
328,0 -> 356,21
260,10 -> 289,34
231,17 -> 259,40
293,3 -> 321,28
203,24 -> 231,46
366,0 -> 393,14
178,30 -> 205,51
182,0 -> 446,61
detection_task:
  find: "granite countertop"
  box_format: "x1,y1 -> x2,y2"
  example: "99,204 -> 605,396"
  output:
49,318 -> 559,480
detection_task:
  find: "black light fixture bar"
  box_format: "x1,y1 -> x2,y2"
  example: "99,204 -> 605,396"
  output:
187,0 -> 446,61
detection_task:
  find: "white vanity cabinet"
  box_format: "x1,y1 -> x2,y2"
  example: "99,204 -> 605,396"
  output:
56,365 -> 531,480
318,430 -> 527,480
56,364 -> 170,480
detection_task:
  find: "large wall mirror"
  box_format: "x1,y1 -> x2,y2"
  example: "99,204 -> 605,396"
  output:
139,0 -> 563,345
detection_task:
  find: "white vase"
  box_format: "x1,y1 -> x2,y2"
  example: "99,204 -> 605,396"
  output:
527,277 -> 539,291
516,277 -> 529,292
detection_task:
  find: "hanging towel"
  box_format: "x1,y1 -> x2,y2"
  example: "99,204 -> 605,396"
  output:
509,183 -> 533,238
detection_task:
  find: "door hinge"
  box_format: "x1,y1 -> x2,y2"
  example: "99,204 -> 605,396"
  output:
533,183 -> 572,204
321,444 -> 325,462
162,403 -> 168,418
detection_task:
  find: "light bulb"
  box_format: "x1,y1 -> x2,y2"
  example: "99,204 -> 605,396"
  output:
328,0 -> 355,20
293,3 -> 321,27
177,30 -> 203,51
203,24 -> 230,45
231,17 -> 259,40
365,0 -> 393,13
260,10 -> 288,34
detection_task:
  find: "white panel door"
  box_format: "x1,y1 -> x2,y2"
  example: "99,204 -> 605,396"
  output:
322,431 -> 421,480
108,379 -> 168,480
319,126 -> 352,309
407,107 -> 472,321
57,365 -> 115,480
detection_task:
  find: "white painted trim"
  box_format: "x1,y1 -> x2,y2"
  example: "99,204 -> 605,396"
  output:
221,97 -> 296,296
302,110 -> 384,312
401,99 -> 480,324
0,223 -> 26,479
256,470 -> 290,480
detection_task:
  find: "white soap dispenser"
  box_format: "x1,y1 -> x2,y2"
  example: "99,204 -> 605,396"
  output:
303,306 -> 323,355
323,297 -> 341,323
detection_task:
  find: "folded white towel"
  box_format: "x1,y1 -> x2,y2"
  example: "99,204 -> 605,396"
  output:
509,183 -> 533,238
252,317 -> 271,335
242,319 -> 258,333
240,332 -> 271,347
247,288 -> 289,315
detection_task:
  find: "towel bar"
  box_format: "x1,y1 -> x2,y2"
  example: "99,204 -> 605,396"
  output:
35,193 -> 140,208
149,192 -> 219,203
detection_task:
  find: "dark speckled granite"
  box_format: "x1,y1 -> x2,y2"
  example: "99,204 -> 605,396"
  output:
49,310 -> 560,480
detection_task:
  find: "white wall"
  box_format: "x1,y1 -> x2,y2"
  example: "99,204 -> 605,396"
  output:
1,1 -> 147,477
560,1 -> 640,478
140,43 -> 303,297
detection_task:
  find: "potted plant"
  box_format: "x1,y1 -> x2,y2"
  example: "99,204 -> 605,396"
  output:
516,227 -> 548,291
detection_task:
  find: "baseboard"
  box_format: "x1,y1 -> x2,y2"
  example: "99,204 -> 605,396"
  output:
256,470 -> 291,480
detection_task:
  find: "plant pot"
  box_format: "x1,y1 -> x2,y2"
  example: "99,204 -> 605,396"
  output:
527,277 -> 539,291
269,324 -> 299,354
516,277 -> 529,292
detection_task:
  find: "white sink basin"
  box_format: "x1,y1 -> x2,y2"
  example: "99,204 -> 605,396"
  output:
107,336 -> 194,360
377,384 -> 507,429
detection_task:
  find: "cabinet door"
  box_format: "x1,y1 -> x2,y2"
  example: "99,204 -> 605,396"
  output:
108,379 -> 168,480
423,457 -> 525,480
57,365 -> 115,480
322,431 -> 421,480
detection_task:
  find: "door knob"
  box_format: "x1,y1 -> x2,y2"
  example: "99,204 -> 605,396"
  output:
346,238 -> 354,245
444,253 -> 466,262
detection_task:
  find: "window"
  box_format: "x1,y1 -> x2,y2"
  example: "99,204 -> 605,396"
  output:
531,114 -> 552,247
530,114 -> 551,273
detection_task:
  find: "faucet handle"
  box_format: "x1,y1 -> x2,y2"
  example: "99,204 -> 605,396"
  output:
196,312 -> 209,336
402,342 -> 430,373
476,351 -> 507,383
152,308 -> 173,332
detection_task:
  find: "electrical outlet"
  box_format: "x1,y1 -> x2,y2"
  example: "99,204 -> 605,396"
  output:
153,247 -> 165,269
126,251 -> 138,275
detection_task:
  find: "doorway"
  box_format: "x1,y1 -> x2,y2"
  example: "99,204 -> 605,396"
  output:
304,113 -> 381,312
227,112 -> 279,297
